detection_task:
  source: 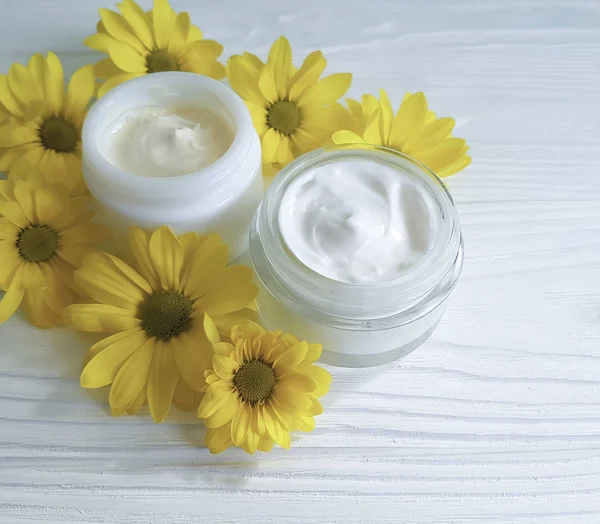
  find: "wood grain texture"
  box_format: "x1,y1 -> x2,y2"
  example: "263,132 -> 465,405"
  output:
1,0 -> 600,522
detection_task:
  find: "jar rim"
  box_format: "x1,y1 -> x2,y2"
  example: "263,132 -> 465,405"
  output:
250,145 -> 464,328
82,72 -> 254,198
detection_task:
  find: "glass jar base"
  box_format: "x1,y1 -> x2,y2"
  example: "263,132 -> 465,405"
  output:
319,324 -> 438,368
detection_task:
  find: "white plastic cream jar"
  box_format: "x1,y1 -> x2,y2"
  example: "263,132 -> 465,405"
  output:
82,72 -> 262,259
250,145 -> 463,367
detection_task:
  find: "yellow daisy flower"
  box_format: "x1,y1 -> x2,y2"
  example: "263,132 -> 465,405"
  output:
64,227 -> 258,422
0,165 -> 107,327
333,90 -> 472,177
227,36 -> 352,170
86,0 -> 226,98
198,324 -> 332,454
0,53 -> 95,194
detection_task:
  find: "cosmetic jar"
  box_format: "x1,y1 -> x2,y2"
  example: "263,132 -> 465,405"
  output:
250,145 -> 463,367
82,72 -> 262,259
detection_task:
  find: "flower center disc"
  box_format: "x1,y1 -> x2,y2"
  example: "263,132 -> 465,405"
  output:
146,50 -> 180,73
267,101 -> 301,135
234,360 -> 276,403
40,117 -> 78,153
140,290 -> 193,341
17,225 -> 59,262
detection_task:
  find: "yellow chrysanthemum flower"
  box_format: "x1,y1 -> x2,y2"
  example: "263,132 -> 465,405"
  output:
0,53 -> 94,194
198,324 -> 332,454
86,0 -> 225,98
0,165 -> 107,327
64,227 -> 258,422
333,90 -> 472,178
227,36 -> 351,170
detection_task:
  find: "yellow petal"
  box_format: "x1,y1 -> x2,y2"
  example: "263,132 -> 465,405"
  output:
0,75 -> 23,117
99,8 -> 146,54
118,1 -> 154,50
261,128 -> 280,164
258,66 -> 279,105
213,354 -> 238,380
44,52 -> 65,114
257,435 -> 274,452
187,39 -> 224,58
197,381 -> 234,419
226,55 -> 266,106
148,225 -> 183,291
267,36 -> 292,99
0,201 -> 29,228
205,424 -> 232,454
436,154 -> 472,178
97,73 -> 141,98
80,328 -> 147,387
204,392 -> 240,428
363,111 -> 383,146
93,58 -> 121,79
214,341 -> 235,357
378,89 -> 394,144
147,340 -> 179,422
273,387 -> 316,414
289,51 -> 326,102
21,262 -> 45,288
296,415 -> 315,433
195,281 -> 258,318
0,123 -> 38,148
8,63 -> 42,106
304,343 -> 323,364
332,130 -> 366,145
242,52 -> 263,72
405,117 -> 455,153
12,180 -> 36,223
65,65 -> 95,124
245,102 -> 267,135
263,402 -> 283,441
417,138 -> 468,173
108,42 -> 147,73
182,234 -> 228,298
128,227 -> 159,288
231,401 -> 252,446
152,0 -> 176,50
389,92 -> 427,150
109,336 -> 155,409
175,11 -> 190,42
0,267 -> 24,323
85,328 -> 140,361
126,387 -> 147,415
84,33 -> 120,53
60,222 -> 109,246
27,53 -> 45,93
180,56 -> 225,80
299,73 -> 352,107
65,303 -> 140,333
173,328 -> 214,390
277,372 -> 317,393
172,377 -> 202,411
274,341 -> 308,369
302,365 -> 331,397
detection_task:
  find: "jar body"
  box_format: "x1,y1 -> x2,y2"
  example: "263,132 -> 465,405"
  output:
82,72 -> 263,259
250,146 -> 464,367
255,277 -> 448,367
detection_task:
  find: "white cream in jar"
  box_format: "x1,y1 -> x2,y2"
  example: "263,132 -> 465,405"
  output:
250,146 -> 463,367
279,161 -> 437,284
104,106 -> 233,178
82,72 -> 262,259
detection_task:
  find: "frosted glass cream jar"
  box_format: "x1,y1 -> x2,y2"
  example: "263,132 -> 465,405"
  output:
82,72 -> 262,259
250,145 -> 463,367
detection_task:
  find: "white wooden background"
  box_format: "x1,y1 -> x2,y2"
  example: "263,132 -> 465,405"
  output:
1,0 -> 600,522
